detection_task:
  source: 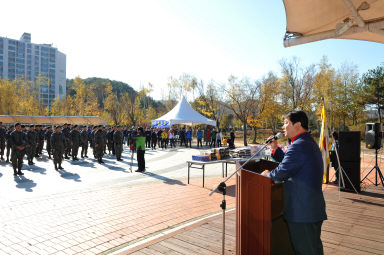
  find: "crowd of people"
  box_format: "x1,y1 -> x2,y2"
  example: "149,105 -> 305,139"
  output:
0,121 -> 236,176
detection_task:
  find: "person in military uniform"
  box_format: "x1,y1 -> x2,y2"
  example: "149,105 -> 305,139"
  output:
5,125 -> 14,162
106,128 -> 114,155
113,125 -> 124,161
94,125 -> 106,164
63,123 -> 72,159
151,128 -> 157,150
37,125 -> 45,157
26,125 -> 38,165
45,126 -> 53,159
145,128 -> 151,148
80,126 -> 89,158
0,122 -> 6,161
70,125 -> 81,161
51,126 -> 65,170
91,126 -> 97,158
10,123 -> 26,176
102,126 -> 107,155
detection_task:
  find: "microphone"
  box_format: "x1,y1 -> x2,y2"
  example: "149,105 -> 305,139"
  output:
265,132 -> 283,144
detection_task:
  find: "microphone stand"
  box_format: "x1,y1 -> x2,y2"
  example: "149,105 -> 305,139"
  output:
209,141 -> 272,255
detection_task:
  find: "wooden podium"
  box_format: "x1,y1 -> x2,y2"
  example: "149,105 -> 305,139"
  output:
236,159 -> 294,255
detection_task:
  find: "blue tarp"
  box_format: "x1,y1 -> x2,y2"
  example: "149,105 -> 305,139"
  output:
151,120 -> 170,128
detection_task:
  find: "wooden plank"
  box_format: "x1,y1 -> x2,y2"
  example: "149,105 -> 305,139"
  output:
163,237 -> 219,255
131,184 -> 384,255
148,243 -> 183,255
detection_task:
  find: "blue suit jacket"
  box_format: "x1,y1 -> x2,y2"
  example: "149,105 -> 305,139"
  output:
267,132 -> 327,223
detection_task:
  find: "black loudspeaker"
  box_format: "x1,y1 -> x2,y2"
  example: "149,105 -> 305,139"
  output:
338,131 -> 361,162
340,161 -> 361,192
365,123 -> 383,150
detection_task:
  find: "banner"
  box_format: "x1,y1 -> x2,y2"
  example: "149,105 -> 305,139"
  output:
151,120 -> 170,128
319,104 -> 330,184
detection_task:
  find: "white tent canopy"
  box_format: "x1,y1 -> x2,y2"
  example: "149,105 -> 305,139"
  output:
152,97 -> 216,127
283,0 -> 384,47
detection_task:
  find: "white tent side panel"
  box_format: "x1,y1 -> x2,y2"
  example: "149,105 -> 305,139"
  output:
153,97 -> 216,127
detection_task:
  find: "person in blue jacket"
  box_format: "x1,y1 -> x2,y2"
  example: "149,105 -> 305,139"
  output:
262,110 -> 327,255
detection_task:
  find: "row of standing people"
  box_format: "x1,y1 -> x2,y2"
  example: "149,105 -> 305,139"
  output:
0,122 -> 127,175
140,127 -> 234,149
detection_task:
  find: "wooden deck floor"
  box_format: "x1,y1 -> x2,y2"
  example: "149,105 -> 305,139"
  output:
124,185 -> 384,255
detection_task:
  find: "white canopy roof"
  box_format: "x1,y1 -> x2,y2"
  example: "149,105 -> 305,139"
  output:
152,97 -> 216,127
283,0 -> 384,47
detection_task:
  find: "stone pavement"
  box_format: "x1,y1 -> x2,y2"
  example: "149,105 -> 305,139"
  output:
0,145 -> 236,255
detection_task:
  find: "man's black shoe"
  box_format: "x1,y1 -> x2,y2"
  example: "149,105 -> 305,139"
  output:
85,155 -> 88,158
135,169 -> 143,172
17,171 -> 24,176
58,166 -> 64,170
13,170 -> 18,176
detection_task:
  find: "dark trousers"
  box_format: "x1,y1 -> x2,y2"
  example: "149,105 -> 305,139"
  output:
27,145 -> 36,163
197,139 -> 202,147
287,221 -> 324,255
53,148 -> 64,166
81,143 -> 88,157
137,149 -> 145,171
6,143 -> 12,160
72,145 -> 79,159
114,143 -> 123,159
146,138 -> 151,148
0,141 -> 5,158
12,149 -> 25,171
186,138 -> 191,148
151,139 -> 157,149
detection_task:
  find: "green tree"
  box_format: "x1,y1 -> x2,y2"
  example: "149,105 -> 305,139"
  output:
361,64 -> 384,123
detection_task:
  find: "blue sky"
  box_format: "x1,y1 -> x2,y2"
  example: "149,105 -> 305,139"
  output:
0,0 -> 383,99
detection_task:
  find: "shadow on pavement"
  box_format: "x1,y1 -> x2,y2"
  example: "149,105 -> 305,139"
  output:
346,197 -> 384,208
69,159 -> 96,168
103,163 -> 129,172
142,172 -> 186,186
57,169 -> 81,182
75,160 -> 96,168
14,176 -> 37,192
26,165 -> 47,175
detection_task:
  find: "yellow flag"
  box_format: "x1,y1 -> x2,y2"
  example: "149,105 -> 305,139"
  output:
319,105 -> 330,183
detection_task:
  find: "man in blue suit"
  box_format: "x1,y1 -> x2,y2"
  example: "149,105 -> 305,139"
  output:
262,110 -> 327,255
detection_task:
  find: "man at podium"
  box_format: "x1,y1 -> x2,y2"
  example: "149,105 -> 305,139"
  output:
261,110 -> 327,255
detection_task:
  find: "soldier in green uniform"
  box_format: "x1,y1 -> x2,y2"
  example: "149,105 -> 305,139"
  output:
0,121 -> 5,161
113,125 -> 124,161
5,125 -> 14,162
80,126 -> 88,158
10,123 -> 26,176
26,125 -> 38,165
45,126 -> 53,159
51,126 -> 65,170
70,125 -> 81,161
94,125 -> 106,164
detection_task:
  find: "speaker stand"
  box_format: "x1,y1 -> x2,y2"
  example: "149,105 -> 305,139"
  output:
361,149 -> 384,187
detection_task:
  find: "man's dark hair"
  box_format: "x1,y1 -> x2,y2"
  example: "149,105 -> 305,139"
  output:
284,110 -> 309,130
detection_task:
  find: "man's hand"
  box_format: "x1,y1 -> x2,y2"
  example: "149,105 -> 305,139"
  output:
260,170 -> 270,176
